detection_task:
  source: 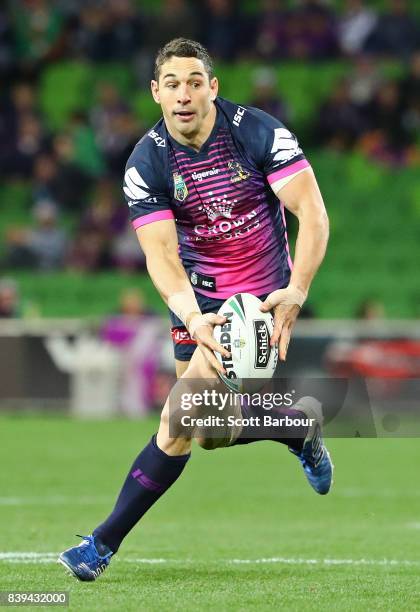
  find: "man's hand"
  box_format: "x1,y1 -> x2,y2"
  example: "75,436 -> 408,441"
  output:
260,286 -> 307,361
188,313 -> 230,374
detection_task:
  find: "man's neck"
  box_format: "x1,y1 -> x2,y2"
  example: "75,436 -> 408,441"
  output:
166,104 -> 217,152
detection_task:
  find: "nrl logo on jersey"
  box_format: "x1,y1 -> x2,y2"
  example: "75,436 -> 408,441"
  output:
228,160 -> 250,184
173,172 -> 188,202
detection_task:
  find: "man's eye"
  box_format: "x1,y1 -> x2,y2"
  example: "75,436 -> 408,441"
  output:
192,82 -> 201,88
167,83 -> 177,89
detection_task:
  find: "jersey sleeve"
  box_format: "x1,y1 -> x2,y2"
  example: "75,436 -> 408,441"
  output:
123,140 -> 174,230
246,107 -> 311,192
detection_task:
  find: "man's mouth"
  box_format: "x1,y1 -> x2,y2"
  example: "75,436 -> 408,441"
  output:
174,110 -> 195,122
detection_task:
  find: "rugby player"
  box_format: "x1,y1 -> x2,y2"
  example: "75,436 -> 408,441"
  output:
59,38 -> 332,581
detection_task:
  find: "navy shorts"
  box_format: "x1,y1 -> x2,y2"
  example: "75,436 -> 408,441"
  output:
169,291 -> 268,361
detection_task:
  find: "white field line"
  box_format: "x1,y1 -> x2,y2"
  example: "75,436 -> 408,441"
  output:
229,557 -> 420,567
407,522 -> 420,529
1,552 -> 419,567
0,553 -> 58,564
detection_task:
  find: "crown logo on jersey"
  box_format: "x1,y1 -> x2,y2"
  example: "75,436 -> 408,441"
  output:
199,192 -> 237,222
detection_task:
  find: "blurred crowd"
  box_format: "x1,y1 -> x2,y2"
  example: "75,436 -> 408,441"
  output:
315,51 -> 420,164
0,74 -> 145,272
1,0 -> 419,74
0,0 -> 419,275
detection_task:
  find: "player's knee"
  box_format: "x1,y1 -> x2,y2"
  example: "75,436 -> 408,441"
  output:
160,402 -> 188,438
196,435 -> 233,451
157,402 -> 191,455
160,402 -> 170,428
196,436 -> 219,451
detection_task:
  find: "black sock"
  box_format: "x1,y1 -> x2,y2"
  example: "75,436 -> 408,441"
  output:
93,435 -> 190,552
229,403 -> 308,452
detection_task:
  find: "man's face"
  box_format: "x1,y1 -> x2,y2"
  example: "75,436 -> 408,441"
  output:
151,56 -> 218,140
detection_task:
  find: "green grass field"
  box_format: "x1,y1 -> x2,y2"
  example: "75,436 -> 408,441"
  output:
0,415 -> 419,611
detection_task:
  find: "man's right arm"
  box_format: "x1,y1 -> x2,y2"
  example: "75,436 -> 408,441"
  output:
136,219 -> 189,303
136,219 -> 229,372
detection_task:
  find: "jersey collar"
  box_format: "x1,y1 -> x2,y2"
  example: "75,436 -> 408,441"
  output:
165,100 -> 224,158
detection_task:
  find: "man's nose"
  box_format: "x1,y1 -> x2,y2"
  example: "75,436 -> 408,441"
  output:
177,85 -> 191,105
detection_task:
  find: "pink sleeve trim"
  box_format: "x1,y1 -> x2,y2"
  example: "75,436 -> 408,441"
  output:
132,210 -> 174,229
267,159 -> 310,185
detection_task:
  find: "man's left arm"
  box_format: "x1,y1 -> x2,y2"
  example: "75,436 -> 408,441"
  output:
260,167 -> 329,360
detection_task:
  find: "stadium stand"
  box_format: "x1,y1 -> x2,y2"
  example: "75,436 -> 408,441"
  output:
0,1 -> 419,319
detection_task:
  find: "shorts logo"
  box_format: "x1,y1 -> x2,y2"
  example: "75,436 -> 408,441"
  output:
171,327 -> 196,345
173,172 -> 188,202
253,320 -> 271,368
228,160 -> 250,184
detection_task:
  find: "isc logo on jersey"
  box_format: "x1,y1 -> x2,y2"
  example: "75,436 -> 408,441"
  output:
271,128 -> 302,163
213,293 -> 278,393
232,106 -> 246,127
148,130 -> 165,147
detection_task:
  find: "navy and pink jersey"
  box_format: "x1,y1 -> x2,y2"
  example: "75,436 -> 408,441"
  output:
123,97 -> 310,299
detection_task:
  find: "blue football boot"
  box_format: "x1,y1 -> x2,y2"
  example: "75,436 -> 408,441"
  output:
289,397 -> 333,495
58,535 -> 113,581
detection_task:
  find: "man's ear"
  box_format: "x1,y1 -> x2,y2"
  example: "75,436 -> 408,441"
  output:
210,77 -> 219,102
151,80 -> 160,104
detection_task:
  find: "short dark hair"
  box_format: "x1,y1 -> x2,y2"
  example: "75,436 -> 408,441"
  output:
154,38 -> 214,81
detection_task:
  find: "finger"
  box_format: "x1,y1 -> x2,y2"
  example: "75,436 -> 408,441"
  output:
270,321 -> 282,347
204,336 -> 231,358
260,297 -> 278,312
260,289 -> 288,312
194,328 -> 230,358
215,315 -> 228,325
205,313 -> 228,326
195,325 -> 231,357
200,344 -> 225,374
270,311 -> 286,347
259,301 -> 272,313
278,324 -> 292,361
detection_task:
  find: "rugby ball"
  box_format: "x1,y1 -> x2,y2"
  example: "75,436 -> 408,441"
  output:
213,293 -> 278,393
